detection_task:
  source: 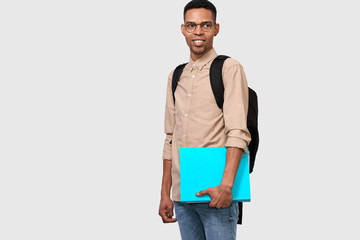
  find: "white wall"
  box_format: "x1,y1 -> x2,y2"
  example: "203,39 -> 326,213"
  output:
1,0 -> 359,239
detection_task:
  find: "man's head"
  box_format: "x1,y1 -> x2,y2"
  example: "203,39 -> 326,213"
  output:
181,0 -> 219,61
183,0 -> 217,22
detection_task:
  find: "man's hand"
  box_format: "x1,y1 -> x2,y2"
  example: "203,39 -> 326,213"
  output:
196,185 -> 233,209
196,147 -> 242,209
158,197 -> 177,223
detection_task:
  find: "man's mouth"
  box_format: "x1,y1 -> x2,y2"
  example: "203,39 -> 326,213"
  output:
192,39 -> 205,47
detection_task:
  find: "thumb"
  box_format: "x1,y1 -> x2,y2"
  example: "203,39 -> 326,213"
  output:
196,189 -> 209,197
168,207 -> 174,217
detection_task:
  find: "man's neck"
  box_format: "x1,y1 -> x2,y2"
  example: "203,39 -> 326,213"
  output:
190,47 -> 213,62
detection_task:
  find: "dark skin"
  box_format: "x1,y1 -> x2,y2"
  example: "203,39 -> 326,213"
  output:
158,160 -> 177,223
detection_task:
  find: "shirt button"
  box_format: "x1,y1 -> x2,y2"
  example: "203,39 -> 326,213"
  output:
183,134 -> 186,138
188,93 -> 191,97
185,114 -> 188,117
192,75 -> 195,78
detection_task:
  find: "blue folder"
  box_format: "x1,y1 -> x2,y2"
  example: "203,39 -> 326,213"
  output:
179,147 -> 250,203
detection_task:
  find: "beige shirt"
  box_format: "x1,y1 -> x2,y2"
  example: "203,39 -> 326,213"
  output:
162,48 -> 251,201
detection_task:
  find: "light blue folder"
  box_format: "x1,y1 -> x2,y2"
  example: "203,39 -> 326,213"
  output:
179,147 -> 250,203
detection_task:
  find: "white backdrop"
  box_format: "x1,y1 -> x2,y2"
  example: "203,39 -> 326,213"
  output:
1,0 -> 359,239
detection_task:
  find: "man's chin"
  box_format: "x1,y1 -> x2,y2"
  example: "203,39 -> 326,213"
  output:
191,47 -> 207,56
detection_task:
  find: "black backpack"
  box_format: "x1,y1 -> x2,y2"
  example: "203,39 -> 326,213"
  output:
172,55 -> 259,224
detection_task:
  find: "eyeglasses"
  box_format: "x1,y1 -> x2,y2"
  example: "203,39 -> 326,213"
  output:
184,21 -> 214,33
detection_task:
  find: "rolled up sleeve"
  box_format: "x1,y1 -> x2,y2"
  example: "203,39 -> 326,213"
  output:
162,70 -> 175,160
222,59 -> 251,153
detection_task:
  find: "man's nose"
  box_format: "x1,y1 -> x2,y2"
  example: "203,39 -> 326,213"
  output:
193,24 -> 204,35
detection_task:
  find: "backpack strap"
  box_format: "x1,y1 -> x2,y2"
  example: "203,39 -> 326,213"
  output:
172,63 -> 188,104
209,55 -> 230,110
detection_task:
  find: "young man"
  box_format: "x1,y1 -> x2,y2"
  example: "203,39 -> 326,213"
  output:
159,0 -> 251,239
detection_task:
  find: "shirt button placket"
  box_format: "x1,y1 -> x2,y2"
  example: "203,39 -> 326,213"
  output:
184,67 -> 196,147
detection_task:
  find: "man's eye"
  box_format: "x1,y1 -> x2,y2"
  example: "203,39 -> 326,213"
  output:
186,23 -> 195,28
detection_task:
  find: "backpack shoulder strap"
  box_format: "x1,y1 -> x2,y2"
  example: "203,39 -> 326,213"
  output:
209,55 -> 230,109
171,63 -> 188,104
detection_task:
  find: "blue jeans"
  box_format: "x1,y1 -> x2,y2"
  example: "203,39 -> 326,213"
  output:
174,201 -> 239,240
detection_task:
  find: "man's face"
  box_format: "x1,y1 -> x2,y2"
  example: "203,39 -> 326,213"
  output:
181,8 -> 219,61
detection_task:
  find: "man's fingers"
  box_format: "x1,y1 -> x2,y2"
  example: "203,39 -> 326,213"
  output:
165,217 -> 177,223
196,189 -> 209,197
169,208 -> 174,217
159,209 -> 168,219
160,210 -> 177,223
162,214 -> 177,223
167,208 -> 177,222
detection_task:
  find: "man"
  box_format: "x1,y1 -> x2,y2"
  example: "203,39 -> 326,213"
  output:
159,0 -> 251,239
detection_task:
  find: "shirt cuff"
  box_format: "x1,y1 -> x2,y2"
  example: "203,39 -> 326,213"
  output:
162,137 -> 172,160
225,136 -> 248,154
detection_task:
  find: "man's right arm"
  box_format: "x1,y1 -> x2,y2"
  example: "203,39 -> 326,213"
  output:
158,71 -> 176,223
159,160 -> 176,223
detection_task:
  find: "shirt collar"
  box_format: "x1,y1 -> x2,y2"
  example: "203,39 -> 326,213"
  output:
188,48 -> 218,71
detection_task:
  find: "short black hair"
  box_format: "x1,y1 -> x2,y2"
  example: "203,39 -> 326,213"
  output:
184,0 -> 217,22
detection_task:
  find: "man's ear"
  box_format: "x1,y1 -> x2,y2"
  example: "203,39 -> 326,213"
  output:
214,23 -> 220,36
181,24 -> 185,36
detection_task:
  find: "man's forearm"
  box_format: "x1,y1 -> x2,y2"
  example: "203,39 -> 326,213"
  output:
161,160 -> 172,198
220,147 -> 244,189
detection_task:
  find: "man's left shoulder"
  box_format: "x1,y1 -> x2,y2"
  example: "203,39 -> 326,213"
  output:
222,56 -> 244,71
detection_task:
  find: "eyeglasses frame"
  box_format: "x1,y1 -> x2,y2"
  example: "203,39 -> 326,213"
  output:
183,21 -> 216,33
